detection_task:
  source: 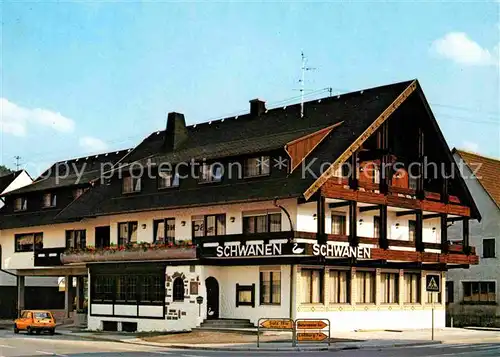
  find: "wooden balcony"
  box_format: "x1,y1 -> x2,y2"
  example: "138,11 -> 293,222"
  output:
34,248 -> 65,266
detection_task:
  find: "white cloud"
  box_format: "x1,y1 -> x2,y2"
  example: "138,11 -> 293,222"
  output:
0,98 -> 75,136
431,32 -> 498,66
462,141 -> 480,153
79,136 -> 108,153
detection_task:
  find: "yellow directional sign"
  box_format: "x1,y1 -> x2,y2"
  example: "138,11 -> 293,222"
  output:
296,320 -> 328,330
297,332 -> 328,341
259,319 -> 294,330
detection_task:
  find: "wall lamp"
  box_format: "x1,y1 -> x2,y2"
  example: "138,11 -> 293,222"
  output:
181,221 -> 186,227
395,223 -> 400,229
230,217 -> 235,223
313,214 -> 317,220
141,224 -> 147,229
359,219 -> 364,225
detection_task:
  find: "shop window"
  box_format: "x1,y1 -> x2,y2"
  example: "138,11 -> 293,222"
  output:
329,270 -> 350,304
381,272 -> 399,304
236,284 -> 255,307
404,273 -> 421,304
356,271 -> 375,304
300,269 -> 324,304
260,270 -> 281,305
173,278 -> 185,302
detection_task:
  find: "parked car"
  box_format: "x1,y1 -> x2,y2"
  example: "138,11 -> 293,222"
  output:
14,310 -> 56,335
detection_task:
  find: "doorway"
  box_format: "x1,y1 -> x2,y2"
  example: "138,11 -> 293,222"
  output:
95,226 -> 110,248
205,277 -> 219,320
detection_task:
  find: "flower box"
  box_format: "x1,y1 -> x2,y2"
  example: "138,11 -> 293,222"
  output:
61,245 -> 196,264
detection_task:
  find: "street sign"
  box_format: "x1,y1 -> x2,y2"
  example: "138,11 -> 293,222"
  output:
297,332 -> 328,341
296,320 -> 328,330
426,274 -> 440,292
259,319 -> 294,330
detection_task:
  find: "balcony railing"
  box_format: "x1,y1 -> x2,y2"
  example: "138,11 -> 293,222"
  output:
34,248 -> 65,266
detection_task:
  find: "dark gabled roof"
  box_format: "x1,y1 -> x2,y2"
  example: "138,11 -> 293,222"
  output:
57,79 -> 415,220
0,170 -> 24,193
454,149 -> 500,209
2,149 -> 132,196
0,209 -> 62,230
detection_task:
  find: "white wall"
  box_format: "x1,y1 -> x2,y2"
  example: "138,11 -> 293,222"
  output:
447,153 -> 500,316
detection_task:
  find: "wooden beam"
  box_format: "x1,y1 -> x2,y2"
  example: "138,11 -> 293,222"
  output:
317,195 -> 326,243
396,210 -> 419,217
415,211 -> 424,252
349,201 -> 358,247
359,205 -> 379,212
463,218 -> 470,254
441,213 -> 448,253
423,213 -> 441,220
379,205 -> 388,250
349,151 -> 358,190
447,216 -> 465,223
328,201 -> 350,209
303,80 -> 418,200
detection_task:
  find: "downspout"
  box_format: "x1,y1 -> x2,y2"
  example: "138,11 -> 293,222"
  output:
273,198 -> 295,320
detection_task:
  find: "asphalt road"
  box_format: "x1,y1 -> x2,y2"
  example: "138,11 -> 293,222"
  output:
0,329 -> 499,357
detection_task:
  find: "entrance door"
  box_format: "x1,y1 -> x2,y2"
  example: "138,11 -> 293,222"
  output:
205,277 -> 219,319
95,226 -> 110,248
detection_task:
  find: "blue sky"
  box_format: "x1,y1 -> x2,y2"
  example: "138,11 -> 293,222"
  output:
1,1 -> 499,176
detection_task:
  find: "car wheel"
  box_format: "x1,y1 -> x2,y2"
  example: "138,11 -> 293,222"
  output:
35,329 -> 40,335
49,329 -> 55,336
27,326 -> 33,335
13,324 -> 19,334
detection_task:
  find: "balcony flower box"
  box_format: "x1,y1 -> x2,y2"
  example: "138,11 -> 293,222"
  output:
61,241 -> 196,264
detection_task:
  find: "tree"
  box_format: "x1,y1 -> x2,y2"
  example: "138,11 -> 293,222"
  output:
0,165 -> 14,177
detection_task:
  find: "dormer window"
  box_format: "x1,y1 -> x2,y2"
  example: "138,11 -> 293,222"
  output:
123,176 -> 141,193
14,197 -> 27,212
73,188 -> 84,199
200,163 -> 223,183
158,168 -> 180,189
244,156 -> 270,177
42,193 -> 57,208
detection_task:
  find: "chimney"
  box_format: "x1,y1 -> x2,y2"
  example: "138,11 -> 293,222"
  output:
165,112 -> 188,151
249,98 -> 266,116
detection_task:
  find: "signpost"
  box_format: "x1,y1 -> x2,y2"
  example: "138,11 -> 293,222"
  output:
426,275 -> 441,341
295,319 -> 330,346
196,296 -> 203,317
257,318 -> 295,347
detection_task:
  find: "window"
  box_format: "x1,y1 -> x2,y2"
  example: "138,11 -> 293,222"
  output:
356,271 -> 375,304
243,212 -> 281,234
117,276 -> 137,303
158,168 -> 180,189
236,284 -> 255,307
118,222 -> 138,246
301,269 -> 323,304
463,282 -> 496,303
244,156 -> 270,177
260,270 -> 281,305
373,165 -> 380,184
374,216 -> 381,239
200,163 -> 223,183
329,270 -> 350,304
14,197 -> 27,211
73,188 -> 85,199
122,176 -> 141,193
483,239 -> 496,258
141,275 -> 163,303
42,193 -> 57,208
192,214 -> 226,237
65,230 -> 86,249
15,233 -> 43,252
331,214 -> 346,235
446,281 -> 454,304
404,273 -> 421,303
92,276 -> 114,303
381,273 -> 399,304
409,220 -> 416,242
153,218 -> 175,244
172,278 -> 185,302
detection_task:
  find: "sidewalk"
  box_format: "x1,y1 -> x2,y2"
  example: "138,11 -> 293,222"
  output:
54,327 -> 500,351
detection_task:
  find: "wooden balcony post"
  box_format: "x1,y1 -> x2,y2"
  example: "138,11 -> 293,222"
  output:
440,213 -> 448,253
416,127 -> 425,199
379,205 -> 388,249
317,195 -> 326,243
441,176 -> 449,204
349,151 -> 358,190
415,210 -> 424,252
349,200 -> 358,247
463,218 -> 470,254
379,122 -> 390,194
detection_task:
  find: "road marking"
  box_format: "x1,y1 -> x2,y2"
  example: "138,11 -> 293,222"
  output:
425,347 -> 500,357
35,351 -> 68,357
0,345 -> 15,349
150,352 -> 172,355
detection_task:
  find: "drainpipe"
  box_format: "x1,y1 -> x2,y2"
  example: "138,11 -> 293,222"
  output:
273,198 -> 295,320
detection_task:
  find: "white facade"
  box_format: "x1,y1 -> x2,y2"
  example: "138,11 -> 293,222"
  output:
447,153 -> 500,319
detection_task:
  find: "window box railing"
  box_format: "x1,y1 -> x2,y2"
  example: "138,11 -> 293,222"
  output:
61,241 -> 196,264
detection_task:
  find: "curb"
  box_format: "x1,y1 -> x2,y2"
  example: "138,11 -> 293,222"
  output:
56,331 -> 443,352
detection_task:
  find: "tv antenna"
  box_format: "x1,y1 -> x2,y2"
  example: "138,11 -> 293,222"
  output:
299,51 -> 316,118
14,156 -> 22,170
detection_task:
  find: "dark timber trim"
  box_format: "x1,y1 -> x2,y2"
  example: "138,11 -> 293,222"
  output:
359,205 -> 379,213
317,195 -> 326,243
415,211 -> 424,252
440,213 -> 448,253
379,205 -> 388,249
328,201 -> 350,209
396,210 -> 419,217
349,201 -> 358,247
